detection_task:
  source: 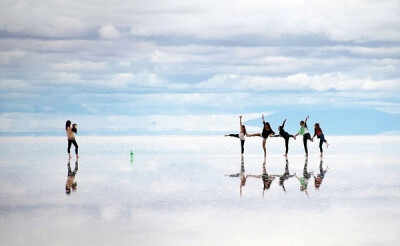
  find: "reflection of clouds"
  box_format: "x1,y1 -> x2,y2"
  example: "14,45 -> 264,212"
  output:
149,180 -> 190,195
1,136 -> 400,245
101,204 -> 121,221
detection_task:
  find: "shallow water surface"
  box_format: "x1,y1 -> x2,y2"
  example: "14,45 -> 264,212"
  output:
0,136 -> 399,245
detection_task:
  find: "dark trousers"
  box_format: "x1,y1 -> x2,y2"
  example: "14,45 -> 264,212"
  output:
318,134 -> 327,153
68,139 -> 78,154
303,133 -> 312,154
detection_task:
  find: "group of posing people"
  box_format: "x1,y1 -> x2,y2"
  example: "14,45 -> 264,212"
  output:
225,115 -> 329,157
226,156 -> 328,197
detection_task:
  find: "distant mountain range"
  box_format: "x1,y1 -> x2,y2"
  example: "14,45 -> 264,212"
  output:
244,109 -> 400,136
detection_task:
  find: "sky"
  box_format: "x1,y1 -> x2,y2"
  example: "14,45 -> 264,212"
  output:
0,0 -> 400,135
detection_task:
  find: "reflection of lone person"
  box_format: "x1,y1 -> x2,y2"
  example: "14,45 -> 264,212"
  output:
66,120 -> 79,159
246,159 -> 275,197
313,158 -> 329,189
225,155 -> 246,196
272,119 -> 296,156
225,115 -> 248,155
294,116 -> 313,157
66,160 -> 78,195
294,157 -> 313,196
248,115 -> 275,157
278,157 -> 294,192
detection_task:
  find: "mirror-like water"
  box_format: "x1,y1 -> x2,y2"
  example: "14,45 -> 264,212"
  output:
0,136 -> 399,245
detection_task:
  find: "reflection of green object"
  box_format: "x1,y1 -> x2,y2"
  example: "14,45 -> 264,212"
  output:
130,150 -> 134,162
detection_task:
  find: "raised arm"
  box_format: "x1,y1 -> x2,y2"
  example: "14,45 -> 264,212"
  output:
262,114 -> 265,124
239,115 -> 243,130
282,119 -> 286,128
305,115 -> 309,124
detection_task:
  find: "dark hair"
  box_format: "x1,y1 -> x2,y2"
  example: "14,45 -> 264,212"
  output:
241,125 -> 247,135
264,180 -> 272,190
65,120 -> 71,130
72,124 -> 77,133
300,121 -> 304,125
264,122 -> 271,130
315,123 -> 321,131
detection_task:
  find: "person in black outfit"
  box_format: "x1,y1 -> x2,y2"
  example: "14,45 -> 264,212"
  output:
246,159 -> 276,197
278,157 -> 295,192
248,114 -> 275,157
272,119 -> 296,156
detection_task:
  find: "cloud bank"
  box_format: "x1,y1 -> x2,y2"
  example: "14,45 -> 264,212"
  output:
0,0 -> 399,134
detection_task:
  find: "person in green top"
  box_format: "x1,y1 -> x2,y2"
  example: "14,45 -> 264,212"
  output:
294,157 -> 313,197
294,115 -> 313,157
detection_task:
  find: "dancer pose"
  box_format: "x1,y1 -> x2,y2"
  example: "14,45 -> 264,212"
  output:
278,157 -> 294,192
313,158 -> 329,189
294,157 -> 313,197
312,123 -> 329,157
294,115 -> 313,156
66,120 -> 79,159
246,159 -> 276,197
225,155 -> 246,197
225,115 -> 248,155
248,115 -> 275,157
272,119 -> 296,156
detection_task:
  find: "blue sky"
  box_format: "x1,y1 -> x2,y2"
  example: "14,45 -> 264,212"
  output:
0,0 -> 399,135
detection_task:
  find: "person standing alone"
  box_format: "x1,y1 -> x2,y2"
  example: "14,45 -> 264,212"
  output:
66,120 -> 79,159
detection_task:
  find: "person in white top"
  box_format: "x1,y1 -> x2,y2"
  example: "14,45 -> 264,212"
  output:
225,115 -> 248,154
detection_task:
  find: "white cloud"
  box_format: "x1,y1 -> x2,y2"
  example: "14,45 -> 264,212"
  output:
196,73 -> 400,92
52,61 -> 109,72
99,25 -> 122,39
0,50 -> 27,65
0,0 -> 399,136
0,112 -> 268,134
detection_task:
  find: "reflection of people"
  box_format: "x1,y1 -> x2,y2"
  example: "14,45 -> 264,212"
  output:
246,158 -> 276,197
313,158 -> 329,189
294,157 -> 313,196
225,155 -> 246,196
66,120 -> 79,159
278,157 -> 294,192
66,160 -> 78,195
248,115 -> 275,157
225,115 -> 248,155
272,119 -> 296,156
312,123 -> 329,157
294,116 -> 313,157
